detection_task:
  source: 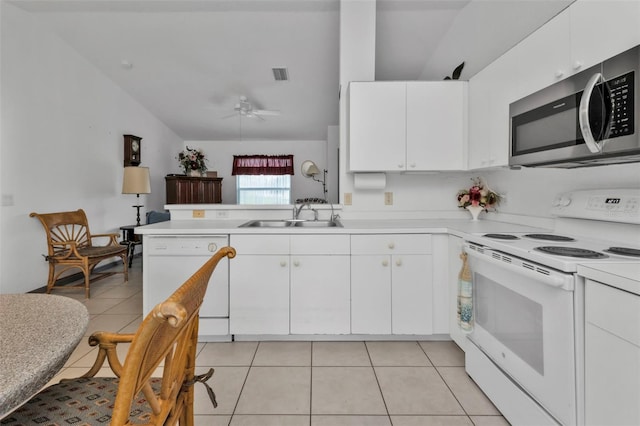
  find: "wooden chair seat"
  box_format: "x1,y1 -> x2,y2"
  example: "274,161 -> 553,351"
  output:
4,246 -> 236,426
30,209 -> 129,298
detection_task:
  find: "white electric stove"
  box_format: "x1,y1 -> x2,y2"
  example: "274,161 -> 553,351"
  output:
463,188 -> 639,426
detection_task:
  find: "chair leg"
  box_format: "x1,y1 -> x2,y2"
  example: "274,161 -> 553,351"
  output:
122,253 -> 129,282
84,267 -> 91,299
46,263 -> 56,294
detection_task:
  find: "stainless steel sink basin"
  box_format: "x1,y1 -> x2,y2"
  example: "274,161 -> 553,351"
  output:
293,220 -> 342,227
239,219 -> 342,228
239,220 -> 293,228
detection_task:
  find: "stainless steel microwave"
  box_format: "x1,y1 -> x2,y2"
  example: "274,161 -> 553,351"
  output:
509,45 -> 640,168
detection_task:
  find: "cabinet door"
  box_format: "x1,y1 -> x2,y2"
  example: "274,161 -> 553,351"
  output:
514,9 -> 571,98
349,81 -> 407,171
571,0 -> 640,73
290,255 -> 350,334
229,255 -> 290,335
406,82 -> 466,170
392,254 -> 433,335
351,255 -> 392,334
468,67 -> 493,170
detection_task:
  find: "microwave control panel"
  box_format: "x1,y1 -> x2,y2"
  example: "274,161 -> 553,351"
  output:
607,70 -> 635,138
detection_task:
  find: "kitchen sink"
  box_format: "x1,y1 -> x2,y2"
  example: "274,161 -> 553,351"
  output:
293,220 -> 342,227
239,219 -> 342,228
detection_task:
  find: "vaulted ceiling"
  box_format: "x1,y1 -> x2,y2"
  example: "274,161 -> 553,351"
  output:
9,0 -> 572,141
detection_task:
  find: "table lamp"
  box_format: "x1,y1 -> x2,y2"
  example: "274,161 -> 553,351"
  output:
122,166 -> 151,226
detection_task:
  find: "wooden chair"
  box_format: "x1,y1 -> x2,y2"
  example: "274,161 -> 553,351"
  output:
5,246 -> 236,426
30,209 -> 129,298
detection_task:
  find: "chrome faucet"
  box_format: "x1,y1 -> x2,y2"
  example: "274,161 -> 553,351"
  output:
294,202 -> 310,220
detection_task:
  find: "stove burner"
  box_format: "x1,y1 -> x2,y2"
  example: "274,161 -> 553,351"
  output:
483,233 -> 520,240
535,246 -> 608,259
605,247 -> 640,258
525,234 -> 576,242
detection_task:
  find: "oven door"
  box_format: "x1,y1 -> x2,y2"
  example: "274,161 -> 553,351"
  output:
465,247 -> 576,425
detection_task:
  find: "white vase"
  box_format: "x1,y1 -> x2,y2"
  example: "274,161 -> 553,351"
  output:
189,169 -> 201,177
466,205 -> 484,221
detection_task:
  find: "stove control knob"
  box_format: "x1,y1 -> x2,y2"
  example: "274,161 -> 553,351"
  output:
553,195 -> 572,207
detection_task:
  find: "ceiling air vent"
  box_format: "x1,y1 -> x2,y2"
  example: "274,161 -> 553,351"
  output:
272,67 -> 289,81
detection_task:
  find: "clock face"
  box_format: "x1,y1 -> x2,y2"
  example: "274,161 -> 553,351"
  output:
131,140 -> 140,152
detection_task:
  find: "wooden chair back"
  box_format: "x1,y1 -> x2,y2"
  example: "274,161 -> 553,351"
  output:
111,246 -> 235,425
31,209 -> 93,256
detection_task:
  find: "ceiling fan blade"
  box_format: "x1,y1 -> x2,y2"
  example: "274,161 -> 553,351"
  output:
253,109 -> 280,116
220,112 -> 238,119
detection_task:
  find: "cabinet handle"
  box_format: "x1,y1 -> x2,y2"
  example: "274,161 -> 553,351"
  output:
208,243 -> 218,252
396,259 -> 403,267
397,164 -> 404,169
409,163 -> 416,168
388,243 -> 395,249
555,70 -> 565,78
280,260 -> 287,267
293,260 -> 300,267
382,259 -> 389,267
573,61 -> 582,70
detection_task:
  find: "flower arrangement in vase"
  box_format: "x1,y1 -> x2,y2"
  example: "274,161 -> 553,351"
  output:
177,146 -> 207,176
456,177 -> 501,220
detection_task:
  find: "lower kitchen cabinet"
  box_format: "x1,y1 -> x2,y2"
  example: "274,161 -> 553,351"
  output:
290,255 -> 350,334
585,279 -> 640,425
229,235 -> 290,335
351,234 -> 433,335
229,234 -> 350,335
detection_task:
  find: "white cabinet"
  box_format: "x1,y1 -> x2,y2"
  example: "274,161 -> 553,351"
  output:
351,234 -> 433,335
468,50 -> 519,169
570,0 -> 640,76
290,235 -> 351,334
585,279 -> 640,425
230,234 -> 350,335
229,235 -> 290,335
349,82 -> 406,171
406,82 -> 467,170
349,81 -> 467,172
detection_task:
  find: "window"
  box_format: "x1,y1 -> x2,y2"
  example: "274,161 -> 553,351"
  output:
236,175 -> 291,204
232,155 -> 294,205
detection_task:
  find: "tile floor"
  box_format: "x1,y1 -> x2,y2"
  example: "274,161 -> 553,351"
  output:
50,259 -> 509,426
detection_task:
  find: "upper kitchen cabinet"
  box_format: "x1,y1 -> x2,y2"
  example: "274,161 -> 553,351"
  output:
514,0 -> 640,101
570,0 -> 640,76
349,82 -> 406,171
349,81 -> 467,172
468,49 -> 520,169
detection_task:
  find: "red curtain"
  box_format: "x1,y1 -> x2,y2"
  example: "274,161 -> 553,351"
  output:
232,155 -> 295,175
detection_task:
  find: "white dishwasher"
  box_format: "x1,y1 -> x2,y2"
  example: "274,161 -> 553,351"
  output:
144,235 -> 230,340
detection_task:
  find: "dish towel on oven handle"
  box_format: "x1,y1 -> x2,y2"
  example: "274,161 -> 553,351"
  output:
458,251 -> 473,332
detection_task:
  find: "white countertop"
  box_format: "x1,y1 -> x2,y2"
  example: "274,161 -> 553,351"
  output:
135,218 -> 551,236
577,263 -> 640,296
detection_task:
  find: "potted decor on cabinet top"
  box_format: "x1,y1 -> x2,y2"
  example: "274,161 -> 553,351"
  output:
177,146 -> 208,177
456,177 -> 502,220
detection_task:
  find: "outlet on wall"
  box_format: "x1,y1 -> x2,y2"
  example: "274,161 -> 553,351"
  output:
344,193 -> 352,205
192,210 -> 205,218
384,192 -> 393,205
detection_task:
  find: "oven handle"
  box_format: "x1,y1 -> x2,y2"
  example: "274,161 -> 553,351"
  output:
464,247 -> 573,290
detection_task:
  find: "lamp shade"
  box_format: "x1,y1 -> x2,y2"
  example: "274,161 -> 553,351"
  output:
301,160 -> 321,177
122,166 -> 151,194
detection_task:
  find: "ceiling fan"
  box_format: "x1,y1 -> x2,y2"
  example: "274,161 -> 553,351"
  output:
223,95 -> 280,120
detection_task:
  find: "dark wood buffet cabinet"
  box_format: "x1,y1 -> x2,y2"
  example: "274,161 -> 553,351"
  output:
165,175 -> 223,204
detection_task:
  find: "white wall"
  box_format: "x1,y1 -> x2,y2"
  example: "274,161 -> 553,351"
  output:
0,3 -> 181,294
183,140 -> 329,204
